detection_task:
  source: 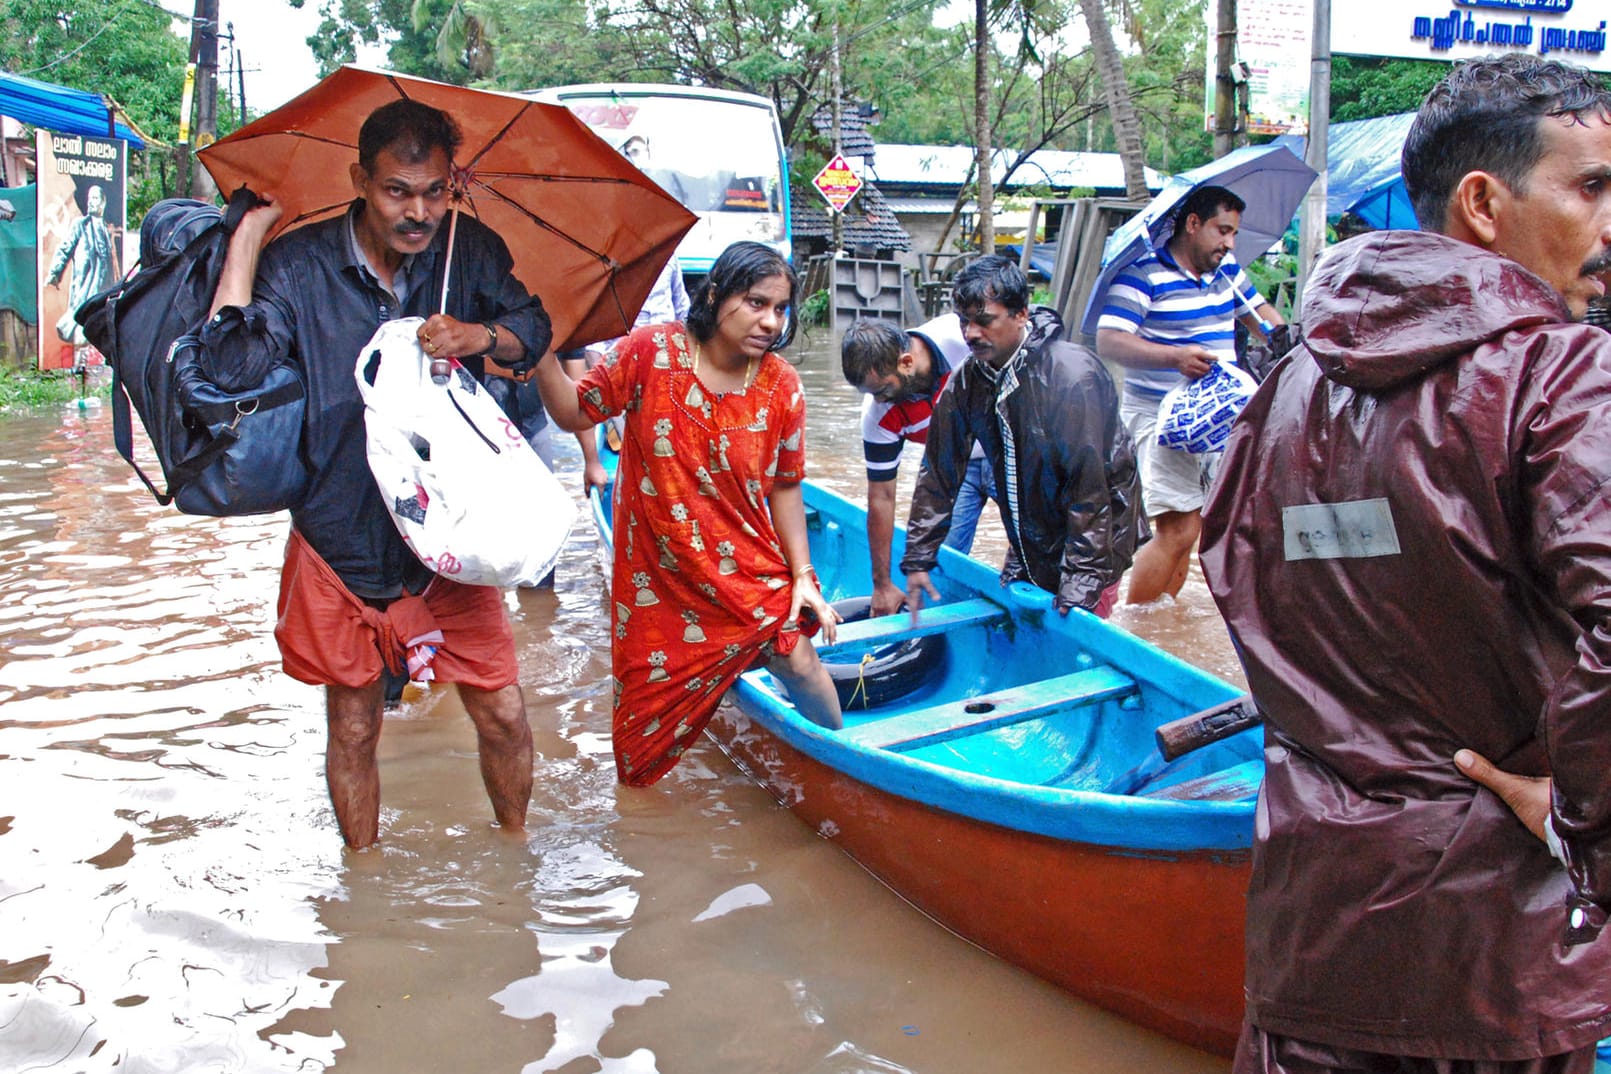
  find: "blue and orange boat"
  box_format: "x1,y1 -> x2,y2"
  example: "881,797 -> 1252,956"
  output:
591,462 -> 1261,1055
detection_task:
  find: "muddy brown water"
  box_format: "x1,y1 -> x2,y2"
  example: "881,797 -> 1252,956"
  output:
0,332 -> 1240,1073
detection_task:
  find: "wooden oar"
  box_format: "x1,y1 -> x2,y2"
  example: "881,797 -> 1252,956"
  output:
1108,695 -> 1263,796
1154,694 -> 1263,761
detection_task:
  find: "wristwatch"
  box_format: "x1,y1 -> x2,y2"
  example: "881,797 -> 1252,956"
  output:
479,322 -> 499,358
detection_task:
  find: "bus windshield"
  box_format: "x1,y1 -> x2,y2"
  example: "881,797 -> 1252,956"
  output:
543,86 -> 792,273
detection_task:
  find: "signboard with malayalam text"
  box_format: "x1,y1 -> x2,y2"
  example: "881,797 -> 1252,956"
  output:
1331,0 -> 1610,71
812,154 -> 862,214
1204,0 -> 1313,137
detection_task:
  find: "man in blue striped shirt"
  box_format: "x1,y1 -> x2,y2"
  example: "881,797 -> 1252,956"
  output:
1096,185 -> 1283,604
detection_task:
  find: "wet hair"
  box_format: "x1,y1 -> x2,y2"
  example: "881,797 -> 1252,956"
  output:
840,319 -> 905,385
358,99 -> 463,174
686,241 -> 799,351
1403,55 -> 1611,234
952,255 -> 1029,316
1175,184 -> 1245,231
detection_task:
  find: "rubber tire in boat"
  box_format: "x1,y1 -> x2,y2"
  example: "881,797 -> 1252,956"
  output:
824,596 -> 947,711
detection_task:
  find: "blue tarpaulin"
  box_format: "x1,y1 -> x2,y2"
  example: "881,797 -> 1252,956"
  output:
0,72 -> 145,149
1273,113 -> 1417,230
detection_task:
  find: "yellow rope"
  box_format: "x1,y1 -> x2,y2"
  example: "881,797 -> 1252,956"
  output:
845,652 -> 876,710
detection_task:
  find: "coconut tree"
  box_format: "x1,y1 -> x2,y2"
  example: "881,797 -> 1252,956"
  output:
1077,0 -> 1149,199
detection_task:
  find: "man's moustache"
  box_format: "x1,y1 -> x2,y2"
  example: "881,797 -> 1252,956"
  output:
1582,251 -> 1611,278
396,221 -> 434,237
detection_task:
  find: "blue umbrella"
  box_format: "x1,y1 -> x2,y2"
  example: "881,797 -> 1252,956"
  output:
1079,144 -> 1317,336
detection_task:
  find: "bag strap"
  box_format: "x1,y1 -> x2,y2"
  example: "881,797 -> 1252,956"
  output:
223,185 -> 262,233
108,302 -> 176,506
185,377 -> 304,427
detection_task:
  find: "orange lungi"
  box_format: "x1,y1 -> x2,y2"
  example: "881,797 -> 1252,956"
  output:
274,529 -> 517,691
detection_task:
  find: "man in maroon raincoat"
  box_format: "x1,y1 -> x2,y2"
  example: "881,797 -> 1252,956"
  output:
1201,56 -> 1611,1072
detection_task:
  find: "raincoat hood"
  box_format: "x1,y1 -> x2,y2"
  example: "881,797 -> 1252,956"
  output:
1303,230 -> 1566,391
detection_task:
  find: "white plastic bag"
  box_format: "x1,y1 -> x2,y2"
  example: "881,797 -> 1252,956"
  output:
356,317 -> 576,587
1156,360 -> 1260,455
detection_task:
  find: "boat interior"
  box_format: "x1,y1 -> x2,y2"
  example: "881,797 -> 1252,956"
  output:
740,502 -> 1264,804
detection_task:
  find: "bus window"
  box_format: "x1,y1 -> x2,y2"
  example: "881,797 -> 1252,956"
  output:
532,84 -> 792,273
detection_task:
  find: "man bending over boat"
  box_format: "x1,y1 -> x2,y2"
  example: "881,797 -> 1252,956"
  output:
1200,55 -> 1611,1073
900,256 -> 1145,619
839,316 -> 999,616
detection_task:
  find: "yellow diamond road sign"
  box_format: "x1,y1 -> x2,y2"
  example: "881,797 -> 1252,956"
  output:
813,154 -> 862,214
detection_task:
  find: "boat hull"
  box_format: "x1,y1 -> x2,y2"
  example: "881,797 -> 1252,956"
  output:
711,702 -> 1249,1056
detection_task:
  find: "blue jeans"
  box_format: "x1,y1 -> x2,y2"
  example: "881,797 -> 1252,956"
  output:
943,456 -> 995,553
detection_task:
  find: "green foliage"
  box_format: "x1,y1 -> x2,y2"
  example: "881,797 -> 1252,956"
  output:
0,366 -> 105,410
1331,56 -> 1445,122
0,0 -> 190,215
799,288 -> 830,327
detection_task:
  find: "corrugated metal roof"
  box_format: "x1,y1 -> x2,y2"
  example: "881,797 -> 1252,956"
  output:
866,144 -> 1162,192
883,196 -> 973,214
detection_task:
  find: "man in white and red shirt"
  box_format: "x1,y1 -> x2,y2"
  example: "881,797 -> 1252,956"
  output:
841,315 -> 995,616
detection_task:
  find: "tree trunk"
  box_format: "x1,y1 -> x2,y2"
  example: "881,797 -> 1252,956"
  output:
1079,0 -> 1148,200
1213,0 -> 1238,159
973,0 -> 995,254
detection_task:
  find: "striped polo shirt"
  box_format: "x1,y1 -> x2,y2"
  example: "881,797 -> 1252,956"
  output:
860,314 -> 981,482
1097,248 -> 1256,399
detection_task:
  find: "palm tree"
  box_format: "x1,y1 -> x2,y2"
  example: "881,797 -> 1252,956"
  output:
974,0 -> 995,253
415,0 -> 498,79
1077,0 -> 1148,199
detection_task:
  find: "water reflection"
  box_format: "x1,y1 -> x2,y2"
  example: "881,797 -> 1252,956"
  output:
0,333 -> 1232,1073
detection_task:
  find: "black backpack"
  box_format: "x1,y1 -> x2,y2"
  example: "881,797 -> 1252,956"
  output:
77,186 -> 309,516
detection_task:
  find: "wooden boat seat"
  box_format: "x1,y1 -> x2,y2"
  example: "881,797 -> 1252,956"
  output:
817,597 -> 1008,652
1135,759 -> 1263,802
841,665 -> 1137,752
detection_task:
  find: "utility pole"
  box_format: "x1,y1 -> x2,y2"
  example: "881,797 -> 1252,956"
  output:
180,0 -> 220,200
1213,0 -> 1238,159
1294,0 -> 1330,320
830,22 -> 844,257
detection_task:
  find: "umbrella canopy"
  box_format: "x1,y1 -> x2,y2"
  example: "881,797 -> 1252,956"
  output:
1079,145 -> 1317,336
199,65 -> 697,352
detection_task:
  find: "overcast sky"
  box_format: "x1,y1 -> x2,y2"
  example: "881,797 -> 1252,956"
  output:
159,0 -> 387,115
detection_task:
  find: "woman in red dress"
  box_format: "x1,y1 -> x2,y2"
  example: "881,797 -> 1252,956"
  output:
534,242 -> 842,785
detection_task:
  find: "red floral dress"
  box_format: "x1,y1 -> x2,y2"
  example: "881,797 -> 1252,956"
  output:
576,322 -> 809,786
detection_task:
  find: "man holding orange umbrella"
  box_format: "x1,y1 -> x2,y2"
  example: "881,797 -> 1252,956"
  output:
203,99 -> 551,850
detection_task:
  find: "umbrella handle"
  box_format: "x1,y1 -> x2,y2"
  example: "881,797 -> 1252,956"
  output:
1230,278 -> 1273,336
438,202 -> 462,316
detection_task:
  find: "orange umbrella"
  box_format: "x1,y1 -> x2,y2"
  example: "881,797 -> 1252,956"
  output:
198,65 -> 697,352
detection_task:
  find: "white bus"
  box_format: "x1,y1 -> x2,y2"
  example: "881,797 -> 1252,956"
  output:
531,83 -> 793,275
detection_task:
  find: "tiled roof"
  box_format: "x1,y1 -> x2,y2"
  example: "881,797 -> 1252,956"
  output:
810,98 -> 877,163
791,180 -> 911,251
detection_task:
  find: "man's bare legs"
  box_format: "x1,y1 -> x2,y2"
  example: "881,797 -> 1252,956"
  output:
326,681 -> 386,849
459,682 -> 533,835
1125,509 -> 1201,605
324,680 -> 532,848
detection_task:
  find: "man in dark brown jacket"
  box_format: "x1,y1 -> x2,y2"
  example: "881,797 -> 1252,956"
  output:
1200,56 -> 1611,1072
900,256 -> 1144,618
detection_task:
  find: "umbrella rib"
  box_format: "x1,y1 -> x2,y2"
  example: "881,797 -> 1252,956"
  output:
463,176 -> 616,264
471,171 -> 641,187
203,130 -> 356,153
463,105 -> 534,174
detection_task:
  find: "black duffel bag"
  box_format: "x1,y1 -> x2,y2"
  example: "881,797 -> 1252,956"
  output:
77,186 -> 309,516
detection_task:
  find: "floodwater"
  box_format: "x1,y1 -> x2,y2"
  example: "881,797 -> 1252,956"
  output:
0,330 -> 1239,1074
